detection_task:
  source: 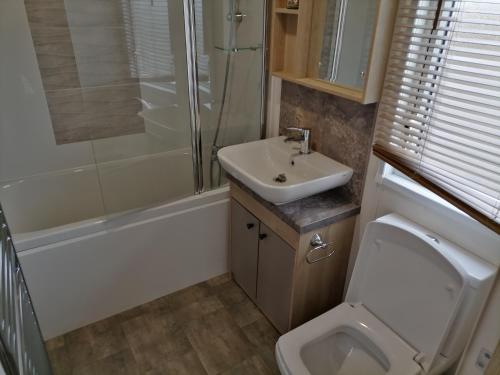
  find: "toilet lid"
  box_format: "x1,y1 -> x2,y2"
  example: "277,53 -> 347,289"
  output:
347,215 -> 467,372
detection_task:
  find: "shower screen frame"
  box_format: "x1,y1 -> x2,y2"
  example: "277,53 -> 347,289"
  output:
182,0 -> 269,194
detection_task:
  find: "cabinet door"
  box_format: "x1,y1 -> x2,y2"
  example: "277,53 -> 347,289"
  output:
257,224 -> 295,333
230,199 -> 259,300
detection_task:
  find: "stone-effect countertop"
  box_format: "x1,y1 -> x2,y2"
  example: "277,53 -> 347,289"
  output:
227,174 -> 360,234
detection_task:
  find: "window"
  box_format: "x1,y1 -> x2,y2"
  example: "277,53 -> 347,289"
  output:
122,0 -> 176,80
382,163 -> 466,215
373,0 -> 500,234
121,0 -> 210,81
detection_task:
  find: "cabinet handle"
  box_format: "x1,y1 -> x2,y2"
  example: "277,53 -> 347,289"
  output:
246,223 -> 255,229
259,233 -> 267,240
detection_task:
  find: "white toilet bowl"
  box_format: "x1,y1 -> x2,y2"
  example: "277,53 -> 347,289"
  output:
275,214 -> 496,375
276,303 -> 421,375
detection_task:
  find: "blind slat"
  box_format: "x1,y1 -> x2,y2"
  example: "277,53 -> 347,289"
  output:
378,119 -> 500,163
373,0 -> 500,234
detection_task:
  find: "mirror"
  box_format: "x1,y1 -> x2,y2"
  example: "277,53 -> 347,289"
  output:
310,0 -> 377,89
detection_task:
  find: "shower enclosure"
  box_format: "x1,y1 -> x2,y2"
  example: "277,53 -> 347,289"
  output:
0,0 -> 266,236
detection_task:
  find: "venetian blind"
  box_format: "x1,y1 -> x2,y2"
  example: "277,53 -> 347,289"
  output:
122,0 -> 175,79
373,0 -> 500,234
121,0 -> 209,80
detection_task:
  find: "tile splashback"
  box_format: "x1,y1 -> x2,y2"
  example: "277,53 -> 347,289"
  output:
24,0 -> 144,144
279,81 -> 376,204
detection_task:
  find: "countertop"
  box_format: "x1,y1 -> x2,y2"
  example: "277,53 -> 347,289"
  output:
227,174 -> 360,234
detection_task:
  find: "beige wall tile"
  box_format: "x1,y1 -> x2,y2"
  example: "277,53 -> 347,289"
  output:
45,89 -> 90,144
45,84 -> 145,144
51,113 -> 91,144
82,84 -> 145,141
24,0 -> 151,144
25,0 -> 81,90
46,88 -> 85,114
24,0 -> 69,28
65,0 -> 124,27
71,26 -> 137,87
38,65 -> 80,91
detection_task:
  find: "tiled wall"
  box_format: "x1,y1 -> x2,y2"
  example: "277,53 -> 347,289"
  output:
279,81 -> 376,204
24,0 -> 144,144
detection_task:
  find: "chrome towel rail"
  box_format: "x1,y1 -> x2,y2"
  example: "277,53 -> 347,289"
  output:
306,233 -> 336,264
0,207 -> 52,375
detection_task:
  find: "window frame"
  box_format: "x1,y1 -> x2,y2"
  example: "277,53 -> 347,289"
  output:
380,162 -> 469,218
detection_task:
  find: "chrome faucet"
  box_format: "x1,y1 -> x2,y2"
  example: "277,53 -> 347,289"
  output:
284,127 -> 312,154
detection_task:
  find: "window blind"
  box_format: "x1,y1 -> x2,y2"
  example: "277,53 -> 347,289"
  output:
122,0 -> 210,80
373,0 -> 500,234
194,0 -> 210,79
122,0 -> 176,79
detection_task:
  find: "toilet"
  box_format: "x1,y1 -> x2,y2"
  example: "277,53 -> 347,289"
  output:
275,213 -> 496,375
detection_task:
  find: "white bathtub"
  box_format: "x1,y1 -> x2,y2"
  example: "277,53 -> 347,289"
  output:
1,146 -> 196,234
15,186 -> 230,339
2,127 -> 230,340
0,79 -> 246,339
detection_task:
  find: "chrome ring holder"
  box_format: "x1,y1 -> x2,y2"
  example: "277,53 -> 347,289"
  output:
306,233 -> 336,264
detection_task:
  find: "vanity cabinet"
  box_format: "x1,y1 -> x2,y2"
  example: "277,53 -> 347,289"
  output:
230,200 -> 260,300
256,223 -> 295,333
230,182 -> 356,333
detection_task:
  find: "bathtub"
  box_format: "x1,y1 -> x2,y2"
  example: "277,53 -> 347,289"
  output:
15,185 -> 230,339
1,146 -> 196,235
0,80 -> 242,339
4,141 -> 230,339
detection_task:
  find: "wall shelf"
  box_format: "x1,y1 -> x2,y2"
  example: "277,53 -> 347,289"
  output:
214,45 -> 262,53
269,0 -> 398,104
274,7 -> 299,15
269,1 -> 313,78
272,71 -> 364,102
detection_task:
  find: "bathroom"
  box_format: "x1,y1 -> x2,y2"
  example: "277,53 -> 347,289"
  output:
0,0 -> 498,373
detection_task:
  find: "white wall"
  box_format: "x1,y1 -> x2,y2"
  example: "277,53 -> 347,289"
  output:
353,154 -> 500,375
266,76 -> 282,138
0,0 -> 96,181
205,0 -> 264,145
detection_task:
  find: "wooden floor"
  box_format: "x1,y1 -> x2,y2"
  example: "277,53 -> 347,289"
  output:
45,274 -> 280,375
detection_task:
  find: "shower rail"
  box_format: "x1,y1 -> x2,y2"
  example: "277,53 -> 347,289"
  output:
183,0 -> 204,194
183,0 -> 268,194
0,205 -> 52,375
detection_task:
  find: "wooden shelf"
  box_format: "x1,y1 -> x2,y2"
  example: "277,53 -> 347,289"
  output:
272,71 -> 364,103
269,0 -> 399,105
270,1 -> 312,78
274,7 -> 299,15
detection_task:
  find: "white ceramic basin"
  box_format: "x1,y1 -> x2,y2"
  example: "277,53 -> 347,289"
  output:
218,136 -> 353,204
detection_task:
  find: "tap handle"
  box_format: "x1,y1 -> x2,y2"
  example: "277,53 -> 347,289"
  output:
285,127 -> 311,136
286,127 -> 305,134
284,127 -> 312,154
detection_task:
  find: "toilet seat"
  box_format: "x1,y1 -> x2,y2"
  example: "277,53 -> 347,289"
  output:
276,303 -> 423,375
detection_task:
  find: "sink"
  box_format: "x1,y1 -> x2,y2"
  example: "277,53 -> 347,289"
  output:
218,136 -> 353,204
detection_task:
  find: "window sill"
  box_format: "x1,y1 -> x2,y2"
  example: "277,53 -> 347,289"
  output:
378,165 -> 468,218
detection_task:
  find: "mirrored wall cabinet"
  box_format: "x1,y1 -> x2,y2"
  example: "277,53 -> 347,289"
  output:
270,0 -> 398,104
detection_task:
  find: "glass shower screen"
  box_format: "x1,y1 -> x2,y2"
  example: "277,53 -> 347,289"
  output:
0,0 -> 266,234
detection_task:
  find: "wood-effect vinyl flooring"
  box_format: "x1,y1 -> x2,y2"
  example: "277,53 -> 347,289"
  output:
45,274 -> 280,375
